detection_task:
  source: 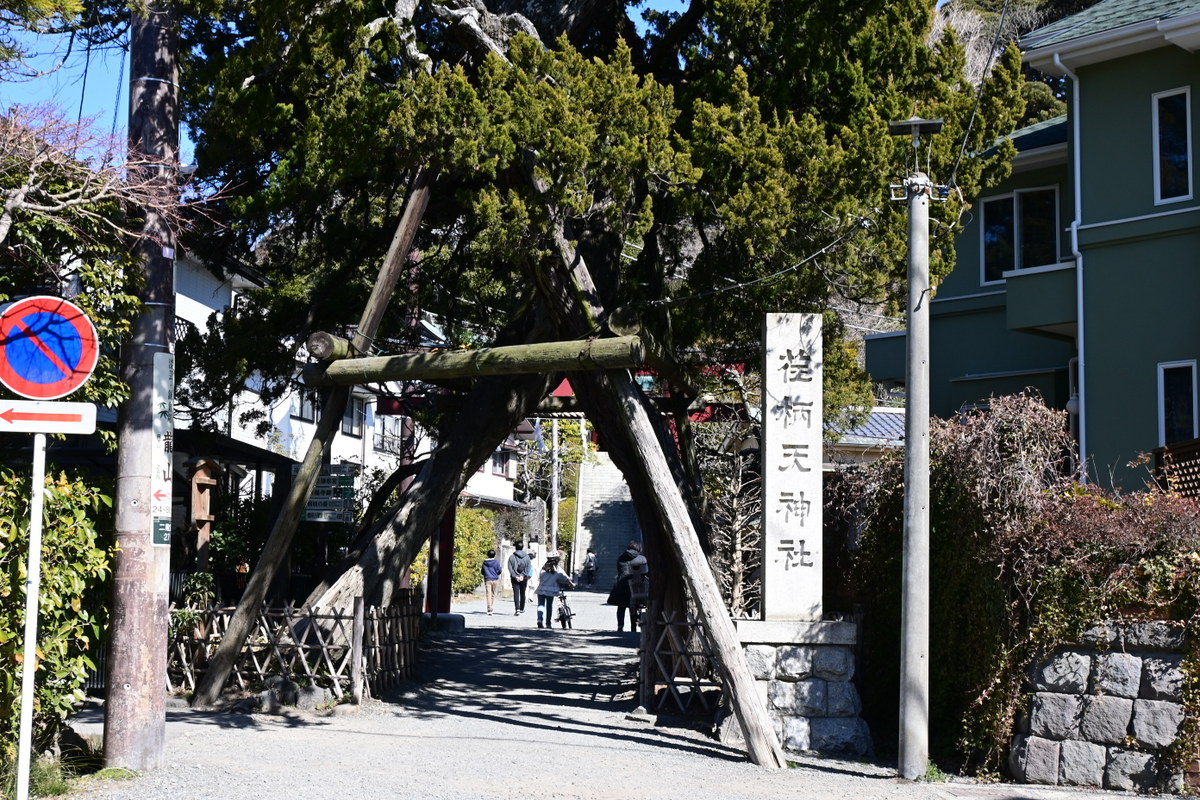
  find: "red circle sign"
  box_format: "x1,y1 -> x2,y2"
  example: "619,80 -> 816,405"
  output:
0,296 -> 99,400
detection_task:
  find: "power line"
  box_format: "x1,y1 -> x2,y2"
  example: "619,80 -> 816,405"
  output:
644,211 -> 878,309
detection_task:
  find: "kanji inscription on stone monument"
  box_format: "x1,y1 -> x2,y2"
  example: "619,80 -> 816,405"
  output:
762,313 -> 822,620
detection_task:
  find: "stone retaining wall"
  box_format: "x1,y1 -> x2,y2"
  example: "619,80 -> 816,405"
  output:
722,620 -> 872,757
1009,621 -> 1187,792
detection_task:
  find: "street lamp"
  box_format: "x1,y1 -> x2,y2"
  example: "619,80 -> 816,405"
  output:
888,115 -> 943,782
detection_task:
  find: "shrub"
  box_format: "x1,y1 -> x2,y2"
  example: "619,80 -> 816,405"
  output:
0,468 -> 111,777
452,507 -> 496,595
835,393 -> 1073,770
840,393 -> 1200,777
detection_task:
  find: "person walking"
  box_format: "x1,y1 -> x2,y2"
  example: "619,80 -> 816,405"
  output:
481,549 -> 502,615
582,548 -> 597,588
535,552 -> 574,629
507,542 -> 533,615
606,540 -> 647,632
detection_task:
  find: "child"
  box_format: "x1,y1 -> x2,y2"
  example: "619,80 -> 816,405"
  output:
535,553 -> 574,629
480,549 -> 502,614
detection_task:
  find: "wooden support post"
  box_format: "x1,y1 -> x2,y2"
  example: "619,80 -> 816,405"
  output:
605,371 -> 787,768
351,596 -> 364,704
192,169 -> 434,707
307,331 -> 354,361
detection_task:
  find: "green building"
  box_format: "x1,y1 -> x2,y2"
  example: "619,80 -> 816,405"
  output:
866,0 -> 1200,486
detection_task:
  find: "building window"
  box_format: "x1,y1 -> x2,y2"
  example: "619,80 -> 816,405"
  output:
1154,87 -> 1192,204
290,389 -> 319,422
1159,360 -> 1197,446
342,396 -> 364,438
981,188 -> 1058,284
374,413 -> 405,454
491,450 -> 510,477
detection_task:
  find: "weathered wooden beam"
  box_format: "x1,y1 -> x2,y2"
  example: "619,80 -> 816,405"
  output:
303,336 -> 646,386
307,331 -> 354,361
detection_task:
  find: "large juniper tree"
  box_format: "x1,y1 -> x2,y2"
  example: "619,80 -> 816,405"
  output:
174,0 -> 1024,677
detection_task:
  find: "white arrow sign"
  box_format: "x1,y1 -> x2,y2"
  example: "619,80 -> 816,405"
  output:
0,400 -> 96,434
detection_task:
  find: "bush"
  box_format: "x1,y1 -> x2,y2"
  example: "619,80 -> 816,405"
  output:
839,393 -> 1200,777
452,507 -> 496,595
835,393 -> 1073,770
0,468 -> 111,776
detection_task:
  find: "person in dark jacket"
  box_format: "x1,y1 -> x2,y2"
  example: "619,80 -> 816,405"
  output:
507,542 -> 533,615
481,549 -> 502,615
606,540 -> 647,631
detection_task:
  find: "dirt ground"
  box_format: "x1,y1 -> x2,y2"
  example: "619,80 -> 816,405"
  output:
66,589 -> 1143,800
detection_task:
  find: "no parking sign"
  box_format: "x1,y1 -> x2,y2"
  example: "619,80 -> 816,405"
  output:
0,295 -> 99,400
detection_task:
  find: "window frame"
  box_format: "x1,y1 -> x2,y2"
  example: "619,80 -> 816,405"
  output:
341,395 -> 365,438
373,412 -> 405,454
1158,359 -> 1198,446
1153,86 -> 1193,205
290,389 -> 319,423
979,185 -> 1060,286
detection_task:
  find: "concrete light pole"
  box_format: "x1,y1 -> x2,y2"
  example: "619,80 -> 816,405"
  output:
888,116 -> 943,782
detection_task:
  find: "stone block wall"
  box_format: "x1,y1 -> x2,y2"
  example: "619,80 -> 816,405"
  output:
724,620 -> 872,757
1009,621 -> 1187,792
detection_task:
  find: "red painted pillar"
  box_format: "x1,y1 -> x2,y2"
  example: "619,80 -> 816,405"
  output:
437,506 -> 455,613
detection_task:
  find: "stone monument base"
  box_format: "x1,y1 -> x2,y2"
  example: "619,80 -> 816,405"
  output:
719,619 -> 872,757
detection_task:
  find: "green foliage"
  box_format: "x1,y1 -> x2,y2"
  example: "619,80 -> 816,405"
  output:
176,1 -> 1025,433
168,573 -> 215,639
0,0 -> 83,70
0,108 -> 142,450
207,495 -> 275,575
835,393 -> 1073,768
452,507 -> 497,595
556,496 -> 576,565
0,468 -> 111,775
408,506 -> 501,595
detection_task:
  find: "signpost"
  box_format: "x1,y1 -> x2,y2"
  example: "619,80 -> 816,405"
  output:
1,297 -> 98,800
761,313 -> 823,620
294,463 -> 359,524
151,352 -> 174,546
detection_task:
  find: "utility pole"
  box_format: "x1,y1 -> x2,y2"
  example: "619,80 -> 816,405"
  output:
549,418 -> 559,552
888,116 -> 943,782
105,0 -> 178,771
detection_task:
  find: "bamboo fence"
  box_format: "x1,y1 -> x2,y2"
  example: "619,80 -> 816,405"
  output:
167,588 -> 422,701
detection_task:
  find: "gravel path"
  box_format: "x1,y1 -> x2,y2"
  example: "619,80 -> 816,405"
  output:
67,589 -> 1144,800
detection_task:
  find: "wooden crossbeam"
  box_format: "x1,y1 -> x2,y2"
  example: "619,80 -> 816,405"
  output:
303,336 -> 646,387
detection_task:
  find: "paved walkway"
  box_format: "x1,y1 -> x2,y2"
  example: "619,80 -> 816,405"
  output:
68,588 -> 1146,799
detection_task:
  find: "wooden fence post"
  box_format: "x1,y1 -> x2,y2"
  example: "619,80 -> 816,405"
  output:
352,597 -> 365,704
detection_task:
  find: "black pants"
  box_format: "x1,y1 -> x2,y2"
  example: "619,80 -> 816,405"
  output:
511,577 -> 527,611
617,603 -> 638,631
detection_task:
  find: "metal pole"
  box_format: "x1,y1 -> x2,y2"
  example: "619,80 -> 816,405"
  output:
15,433 -> 47,800
899,171 -> 932,780
549,419 -> 559,552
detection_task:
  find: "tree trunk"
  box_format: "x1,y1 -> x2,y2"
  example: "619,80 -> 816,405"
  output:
596,369 -> 787,768
306,369 -> 556,610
